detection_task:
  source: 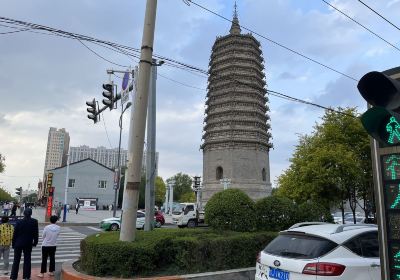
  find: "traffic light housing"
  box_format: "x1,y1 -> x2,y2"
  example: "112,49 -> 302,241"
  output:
86,98 -> 98,123
193,176 -> 201,190
358,71 -> 400,146
15,187 -> 22,196
102,82 -> 115,110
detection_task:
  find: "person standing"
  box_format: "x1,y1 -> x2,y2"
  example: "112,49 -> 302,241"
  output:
75,203 -> 80,215
10,208 -> 38,280
37,215 -> 60,278
0,216 -> 14,275
10,204 -> 17,217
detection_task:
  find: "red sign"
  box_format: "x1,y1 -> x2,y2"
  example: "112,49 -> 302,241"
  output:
46,187 -> 55,217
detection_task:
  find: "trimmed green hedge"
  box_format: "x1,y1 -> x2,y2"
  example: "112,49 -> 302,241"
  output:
80,228 -> 277,277
205,189 -> 257,232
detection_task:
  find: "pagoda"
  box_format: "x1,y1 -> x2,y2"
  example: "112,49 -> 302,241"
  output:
201,4 -> 272,204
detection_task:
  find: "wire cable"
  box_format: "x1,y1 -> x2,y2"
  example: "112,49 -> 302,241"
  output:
101,113 -> 114,149
158,73 -> 206,91
357,0 -> 400,32
185,0 -> 358,82
321,0 -> 400,53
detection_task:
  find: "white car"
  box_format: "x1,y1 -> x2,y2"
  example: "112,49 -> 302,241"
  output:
256,222 -> 379,280
100,211 -> 146,231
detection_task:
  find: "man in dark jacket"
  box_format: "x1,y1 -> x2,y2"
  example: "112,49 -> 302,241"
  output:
10,208 -> 38,280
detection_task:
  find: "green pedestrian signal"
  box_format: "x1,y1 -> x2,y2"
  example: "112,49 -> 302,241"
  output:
358,71 -> 400,146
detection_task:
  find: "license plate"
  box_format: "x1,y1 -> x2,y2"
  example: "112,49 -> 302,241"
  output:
269,267 -> 290,280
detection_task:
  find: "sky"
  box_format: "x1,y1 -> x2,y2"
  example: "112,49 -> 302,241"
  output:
1,0 -> 400,195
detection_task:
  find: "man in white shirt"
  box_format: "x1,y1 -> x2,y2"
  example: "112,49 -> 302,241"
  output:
37,215 -> 60,278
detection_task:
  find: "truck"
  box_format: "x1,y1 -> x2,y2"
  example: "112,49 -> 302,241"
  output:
172,202 -> 205,228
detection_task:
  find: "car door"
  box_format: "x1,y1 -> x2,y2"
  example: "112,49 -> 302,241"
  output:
343,231 -> 380,280
359,231 -> 381,280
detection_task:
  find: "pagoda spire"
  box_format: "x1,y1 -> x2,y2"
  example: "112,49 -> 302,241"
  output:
229,1 -> 241,35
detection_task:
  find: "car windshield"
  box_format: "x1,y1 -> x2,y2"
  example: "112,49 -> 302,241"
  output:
172,204 -> 185,215
264,233 -> 338,259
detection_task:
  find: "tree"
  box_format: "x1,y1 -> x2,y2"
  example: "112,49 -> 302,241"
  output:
166,173 -> 193,202
179,191 -> 196,203
0,188 -> 13,202
155,176 -> 166,207
0,153 -> 5,173
277,108 -> 373,222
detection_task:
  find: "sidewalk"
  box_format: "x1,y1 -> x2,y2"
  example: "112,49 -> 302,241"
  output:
0,267 -> 54,280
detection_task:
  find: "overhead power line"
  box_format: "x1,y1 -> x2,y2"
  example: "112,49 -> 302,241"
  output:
321,0 -> 400,53
184,0 -> 358,82
357,0 -> 400,32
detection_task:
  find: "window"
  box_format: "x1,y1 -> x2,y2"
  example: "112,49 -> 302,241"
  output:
98,180 -> 107,189
262,168 -> 266,181
137,212 -> 145,218
68,179 -> 75,188
264,233 -> 338,259
343,231 -> 379,258
216,166 -> 223,180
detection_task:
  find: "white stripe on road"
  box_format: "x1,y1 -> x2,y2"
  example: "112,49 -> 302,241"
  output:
86,226 -> 102,232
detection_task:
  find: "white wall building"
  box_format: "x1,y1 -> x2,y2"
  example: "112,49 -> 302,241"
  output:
69,145 -> 158,172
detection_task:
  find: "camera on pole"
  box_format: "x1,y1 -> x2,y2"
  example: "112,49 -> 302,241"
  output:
358,71 -> 400,146
86,98 -> 99,123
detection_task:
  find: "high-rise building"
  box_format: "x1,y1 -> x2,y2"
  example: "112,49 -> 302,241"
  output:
43,127 -> 70,175
69,145 -> 158,171
201,6 -> 272,204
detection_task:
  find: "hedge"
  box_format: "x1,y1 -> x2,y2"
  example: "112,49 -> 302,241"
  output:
205,189 -> 257,232
80,228 -> 277,277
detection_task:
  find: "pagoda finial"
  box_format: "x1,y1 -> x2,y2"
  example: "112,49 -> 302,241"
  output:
230,1 -> 241,35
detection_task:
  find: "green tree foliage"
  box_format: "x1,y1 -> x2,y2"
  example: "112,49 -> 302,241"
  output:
255,196 -> 300,231
0,188 -> 13,202
155,176 -> 166,206
205,189 -> 256,232
298,201 -> 333,223
179,191 -> 196,203
0,154 -> 5,173
277,108 -> 372,215
166,173 -> 193,201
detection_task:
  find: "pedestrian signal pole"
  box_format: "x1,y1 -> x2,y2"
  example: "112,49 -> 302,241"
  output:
358,68 -> 400,280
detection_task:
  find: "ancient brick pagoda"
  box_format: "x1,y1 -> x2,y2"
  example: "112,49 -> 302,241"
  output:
201,5 -> 272,204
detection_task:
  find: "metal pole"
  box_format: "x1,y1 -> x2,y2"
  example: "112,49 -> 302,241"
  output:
164,184 -> 169,213
113,104 -> 124,218
62,150 -> 70,222
169,181 -> 174,215
120,0 -> 158,242
145,62 -> 157,231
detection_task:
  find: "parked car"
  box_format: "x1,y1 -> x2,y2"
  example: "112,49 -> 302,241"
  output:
255,222 -> 379,280
100,211 -> 159,231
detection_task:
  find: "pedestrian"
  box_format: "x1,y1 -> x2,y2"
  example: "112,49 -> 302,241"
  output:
10,208 -> 39,280
3,203 -> 9,216
75,203 -> 80,215
56,205 -> 62,220
10,204 -> 17,217
37,215 -> 60,278
108,204 -> 112,212
0,216 -> 14,275
66,204 -> 70,213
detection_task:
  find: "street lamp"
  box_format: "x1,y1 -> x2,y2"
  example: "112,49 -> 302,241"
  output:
113,101 -> 132,217
168,179 -> 176,215
63,150 -> 70,222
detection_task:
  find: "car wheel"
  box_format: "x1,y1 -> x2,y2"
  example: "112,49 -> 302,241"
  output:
110,223 -> 119,231
187,220 -> 197,228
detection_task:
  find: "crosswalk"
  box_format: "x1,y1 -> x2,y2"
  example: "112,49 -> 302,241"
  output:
5,227 -> 86,266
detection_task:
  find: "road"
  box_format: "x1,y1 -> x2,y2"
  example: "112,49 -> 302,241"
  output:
0,225 -> 101,280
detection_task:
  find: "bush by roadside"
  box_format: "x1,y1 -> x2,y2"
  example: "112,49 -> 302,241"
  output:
80,228 -> 277,277
204,189 -> 257,232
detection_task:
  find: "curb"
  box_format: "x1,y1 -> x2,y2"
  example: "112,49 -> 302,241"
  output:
61,260 -> 255,280
39,222 -> 99,227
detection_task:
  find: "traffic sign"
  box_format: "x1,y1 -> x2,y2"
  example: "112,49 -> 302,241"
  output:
122,71 -> 129,91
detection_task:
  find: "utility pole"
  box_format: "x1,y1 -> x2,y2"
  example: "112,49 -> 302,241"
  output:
145,62 -> 157,231
62,150 -> 70,222
164,184 -> 169,213
120,0 -> 158,242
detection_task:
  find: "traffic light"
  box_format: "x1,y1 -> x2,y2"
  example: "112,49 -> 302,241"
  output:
86,98 -> 98,123
193,176 -> 201,191
102,82 -> 115,110
358,71 -> 400,146
15,187 -> 22,196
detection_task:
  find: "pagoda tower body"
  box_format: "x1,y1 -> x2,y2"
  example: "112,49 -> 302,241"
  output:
201,8 -> 272,204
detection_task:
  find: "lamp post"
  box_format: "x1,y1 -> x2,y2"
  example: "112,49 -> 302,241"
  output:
62,150 -> 70,222
168,179 -> 175,215
113,101 -> 132,218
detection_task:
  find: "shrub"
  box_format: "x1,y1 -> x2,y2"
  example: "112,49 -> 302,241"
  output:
80,228 -> 277,277
299,201 -> 334,223
255,196 -> 300,231
204,189 -> 256,232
